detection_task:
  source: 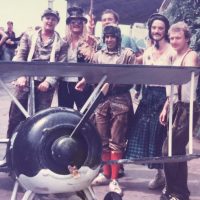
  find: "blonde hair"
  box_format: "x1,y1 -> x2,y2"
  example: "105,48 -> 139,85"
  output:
168,21 -> 191,44
64,23 -> 88,43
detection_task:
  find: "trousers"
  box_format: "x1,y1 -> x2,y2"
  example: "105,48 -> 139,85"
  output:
162,101 -> 200,199
95,93 -> 132,152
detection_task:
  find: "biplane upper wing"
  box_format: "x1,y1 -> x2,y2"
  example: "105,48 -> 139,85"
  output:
0,61 -> 199,85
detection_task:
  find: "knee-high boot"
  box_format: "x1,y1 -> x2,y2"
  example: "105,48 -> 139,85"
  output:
111,151 -> 123,180
102,151 -> 111,178
109,151 -> 123,196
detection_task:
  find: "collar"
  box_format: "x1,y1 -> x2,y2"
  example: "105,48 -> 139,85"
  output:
101,47 -> 119,55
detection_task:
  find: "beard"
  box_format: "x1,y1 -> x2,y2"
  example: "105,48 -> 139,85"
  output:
155,41 -> 160,49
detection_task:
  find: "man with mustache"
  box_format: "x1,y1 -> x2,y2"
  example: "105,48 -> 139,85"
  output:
125,13 -> 174,190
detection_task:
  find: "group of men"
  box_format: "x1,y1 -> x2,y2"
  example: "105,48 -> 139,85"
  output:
1,4 -> 199,200
126,13 -> 199,200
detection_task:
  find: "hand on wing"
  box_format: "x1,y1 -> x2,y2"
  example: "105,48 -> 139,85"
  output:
75,78 -> 86,92
37,81 -> 49,92
159,108 -> 168,126
14,76 -> 27,90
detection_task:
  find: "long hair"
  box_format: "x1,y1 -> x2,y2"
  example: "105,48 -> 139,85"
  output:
64,23 -> 88,43
147,13 -> 170,42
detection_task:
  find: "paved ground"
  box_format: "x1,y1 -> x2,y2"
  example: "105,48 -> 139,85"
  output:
0,84 -> 200,200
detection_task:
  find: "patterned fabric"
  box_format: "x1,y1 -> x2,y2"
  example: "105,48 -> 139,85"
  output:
13,29 -> 68,86
125,44 -> 173,169
126,86 -> 167,169
13,29 -> 67,62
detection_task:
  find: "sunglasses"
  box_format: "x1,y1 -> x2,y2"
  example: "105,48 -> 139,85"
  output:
69,19 -> 84,25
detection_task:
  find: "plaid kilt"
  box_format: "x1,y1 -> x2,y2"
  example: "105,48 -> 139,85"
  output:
125,86 -> 167,169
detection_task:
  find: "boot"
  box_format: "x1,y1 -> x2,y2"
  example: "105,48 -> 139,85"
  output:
109,151 -> 123,195
102,151 -> 111,178
110,151 -> 123,180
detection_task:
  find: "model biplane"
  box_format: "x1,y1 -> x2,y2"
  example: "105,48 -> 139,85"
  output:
0,61 -> 200,200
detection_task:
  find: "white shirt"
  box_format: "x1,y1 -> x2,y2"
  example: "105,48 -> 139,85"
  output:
143,45 -> 175,87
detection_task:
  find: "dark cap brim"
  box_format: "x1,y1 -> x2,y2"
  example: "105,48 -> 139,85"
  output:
66,17 -> 87,24
42,13 -> 60,22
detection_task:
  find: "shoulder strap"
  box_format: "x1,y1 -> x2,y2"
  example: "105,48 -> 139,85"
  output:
27,30 -> 59,62
180,49 -> 193,66
27,30 -> 40,62
50,32 -> 59,62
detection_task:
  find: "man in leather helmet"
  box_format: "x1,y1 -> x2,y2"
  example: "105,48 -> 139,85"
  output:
102,24 -> 122,53
75,24 -> 136,196
125,13 -> 175,191
147,13 -> 170,49
99,9 -> 142,53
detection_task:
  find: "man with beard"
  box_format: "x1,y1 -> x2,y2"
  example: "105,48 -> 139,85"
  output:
159,21 -> 199,200
125,14 -> 175,190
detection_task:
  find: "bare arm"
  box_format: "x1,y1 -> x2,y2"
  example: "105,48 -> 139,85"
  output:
182,51 -> 199,67
159,98 -> 169,126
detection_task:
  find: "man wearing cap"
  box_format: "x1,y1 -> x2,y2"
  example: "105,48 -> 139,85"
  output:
125,13 -> 175,190
57,6 -> 94,110
76,24 -> 136,196
6,9 -> 68,141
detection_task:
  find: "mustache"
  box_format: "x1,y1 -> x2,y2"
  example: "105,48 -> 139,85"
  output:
153,33 -> 162,37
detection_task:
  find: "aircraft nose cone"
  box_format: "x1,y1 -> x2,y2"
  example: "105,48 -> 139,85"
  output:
51,136 -> 79,167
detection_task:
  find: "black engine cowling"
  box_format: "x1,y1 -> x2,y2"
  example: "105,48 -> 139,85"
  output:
10,107 -> 102,177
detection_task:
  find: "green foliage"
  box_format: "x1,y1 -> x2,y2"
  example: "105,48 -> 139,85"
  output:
162,0 -> 200,52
